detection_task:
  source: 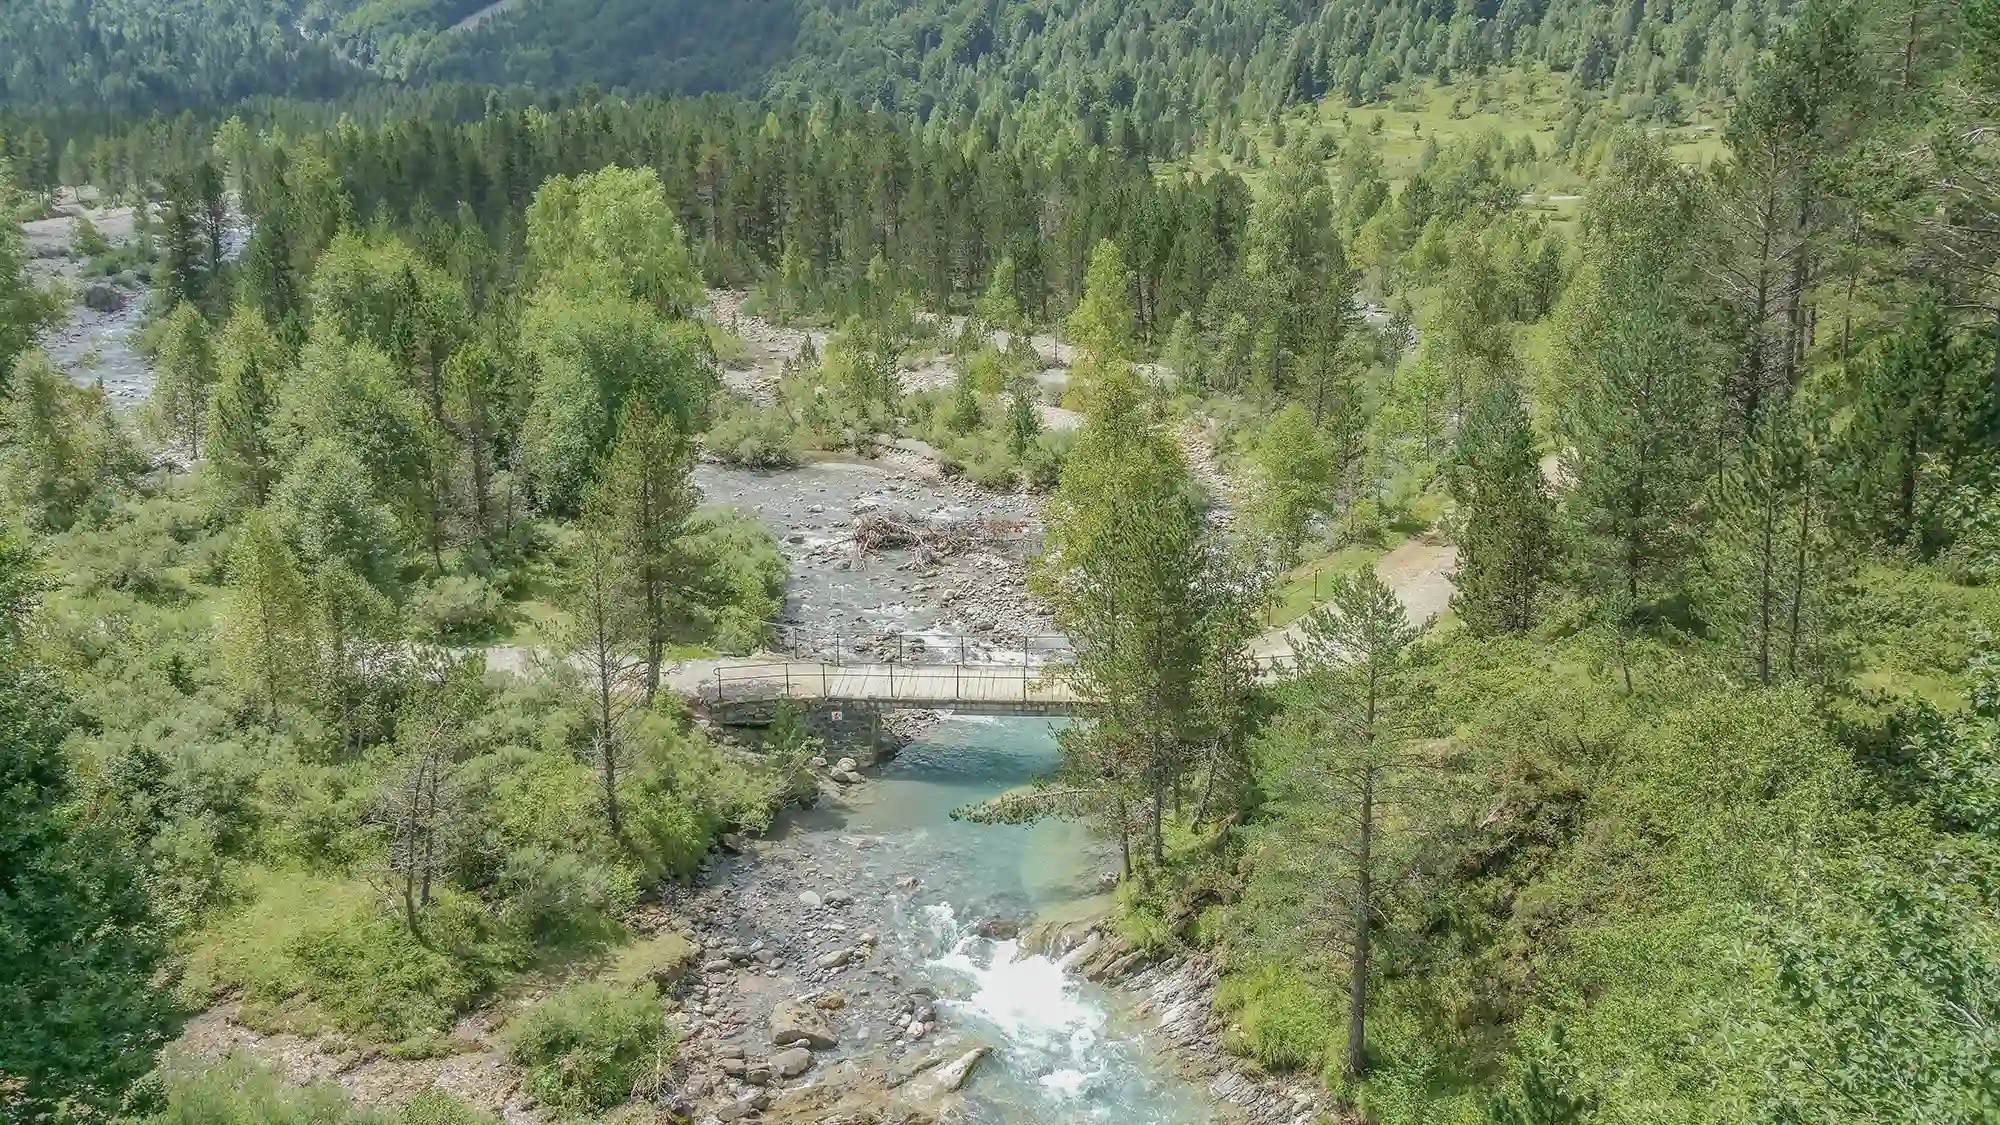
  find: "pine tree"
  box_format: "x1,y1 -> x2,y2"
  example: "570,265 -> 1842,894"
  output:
585,400 -> 700,703
204,306 -> 286,517
1067,239 -> 1139,397
1032,366 -> 1207,873
1556,138 -> 1721,615
1450,382 -> 1556,635
1288,569 -> 1448,1088
217,511 -> 313,728
1842,297 -> 1987,551
560,521 -> 645,839
1705,409 -> 1848,686
442,338 -> 512,545
146,301 -> 217,458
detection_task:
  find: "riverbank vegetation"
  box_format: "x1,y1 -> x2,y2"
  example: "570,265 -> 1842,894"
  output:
997,0 -> 2000,1118
0,144 -> 799,1122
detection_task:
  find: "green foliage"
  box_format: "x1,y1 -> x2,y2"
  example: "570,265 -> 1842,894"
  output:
520,292 -> 714,512
0,529 -> 176,1122
1554,136 -> 1720,612
503,982 -> 671,1117
1449,381 -> 1554,635
203,307 -> 286,518
182,870 -> 512,1046
3,351 -> 143,530
146,301 -> 219,458
704,399 -> 804,469
525,166 -> 703,318
1251,404 -> 1348,561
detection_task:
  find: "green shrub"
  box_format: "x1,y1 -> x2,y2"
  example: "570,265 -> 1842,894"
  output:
705,402 -> 804,468
184,872 -> 514,1047
412,573 -> 507,640
504,982 -> 671,1116
684,509 -> 785,652
495,846 -> 634,950
1214,962 -> 1341,1073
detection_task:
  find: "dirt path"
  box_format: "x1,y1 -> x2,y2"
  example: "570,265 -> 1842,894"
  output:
1247,534 -> 1459,659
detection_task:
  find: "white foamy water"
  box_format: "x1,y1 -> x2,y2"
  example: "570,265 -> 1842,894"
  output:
918,904 -> 1144,1115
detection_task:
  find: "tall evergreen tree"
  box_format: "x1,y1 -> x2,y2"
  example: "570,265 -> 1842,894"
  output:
1288,569 -> 1445,1088
217,511 -> 313,728
1450,381 -> 1555,635
1556,138 -> 1721,615
585,400 -> 700,704
1033,367 -> 1207,872
203,306 -> 286,517
146,301 -> 216,458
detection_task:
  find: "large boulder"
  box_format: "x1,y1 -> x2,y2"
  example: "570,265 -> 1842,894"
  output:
83,283 -> 124,312
771,1000 -> 839,1050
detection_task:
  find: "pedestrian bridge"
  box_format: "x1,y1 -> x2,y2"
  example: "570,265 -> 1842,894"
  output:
692,660 -> 1086,716
679,651 -> 1304,718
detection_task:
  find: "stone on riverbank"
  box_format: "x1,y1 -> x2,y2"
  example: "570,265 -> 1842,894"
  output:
772,1000 -> 839,1049
771,1046 -> 813,1078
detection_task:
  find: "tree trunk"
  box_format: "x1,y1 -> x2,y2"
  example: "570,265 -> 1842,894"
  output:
1343,766 -> 1374,1087
1757,489 -> 1777,685
1117,793 -> 1132,878
1786,491 -> 1812,679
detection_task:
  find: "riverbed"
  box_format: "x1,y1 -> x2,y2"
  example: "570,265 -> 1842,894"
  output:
675,715 -> 1222,1124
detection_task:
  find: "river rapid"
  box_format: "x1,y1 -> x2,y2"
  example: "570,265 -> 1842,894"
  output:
780,717 -> 1214,1124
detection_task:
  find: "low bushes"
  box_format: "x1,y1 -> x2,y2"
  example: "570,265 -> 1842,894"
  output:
503,982 -> 671,1117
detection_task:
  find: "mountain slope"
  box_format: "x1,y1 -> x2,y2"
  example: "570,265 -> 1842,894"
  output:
1,0 -> 1793,133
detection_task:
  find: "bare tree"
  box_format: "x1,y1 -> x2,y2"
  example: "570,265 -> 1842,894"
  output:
383,649 -> 485,935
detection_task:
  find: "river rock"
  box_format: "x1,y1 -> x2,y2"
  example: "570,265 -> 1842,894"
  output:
713,1094 -> 762,1122
975,917 -> 1019,940
835,757 -> 859,773
798,890 -> 823,908
770,1046 -> 813,1078
922,1047 -> 989,1094
83,283 -> 124,312
815,948 -> 852,969
771,1000 -> 839,1049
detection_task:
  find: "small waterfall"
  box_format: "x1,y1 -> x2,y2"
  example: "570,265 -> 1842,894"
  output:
916,904 -> 1128,1111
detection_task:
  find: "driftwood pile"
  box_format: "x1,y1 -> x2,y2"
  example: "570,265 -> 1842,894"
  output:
848,514 -> 1034,564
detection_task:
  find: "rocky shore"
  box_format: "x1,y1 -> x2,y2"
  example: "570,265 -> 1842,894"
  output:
1028,927 -> 1332,1125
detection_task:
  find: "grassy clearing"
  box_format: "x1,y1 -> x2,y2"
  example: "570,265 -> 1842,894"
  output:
1185,68 -> 1732,202
1265,492 -> 1451,630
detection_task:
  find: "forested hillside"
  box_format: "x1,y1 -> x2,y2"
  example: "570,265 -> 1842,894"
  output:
0,0 -> 1795,143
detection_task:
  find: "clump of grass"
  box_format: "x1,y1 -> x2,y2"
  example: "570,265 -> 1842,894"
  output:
503,982 -> 672,1116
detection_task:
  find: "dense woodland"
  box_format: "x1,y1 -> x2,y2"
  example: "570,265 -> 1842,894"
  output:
2,0 -> 1796,139
2,0 -> 1999,1122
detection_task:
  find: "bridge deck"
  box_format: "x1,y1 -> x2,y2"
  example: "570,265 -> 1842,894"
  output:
692,661 -> 1085,712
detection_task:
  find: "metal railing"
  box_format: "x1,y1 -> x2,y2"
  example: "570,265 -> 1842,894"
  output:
700,659 -> 1075,706
697,649 -> 1308,708
761,627 -> 1072,667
